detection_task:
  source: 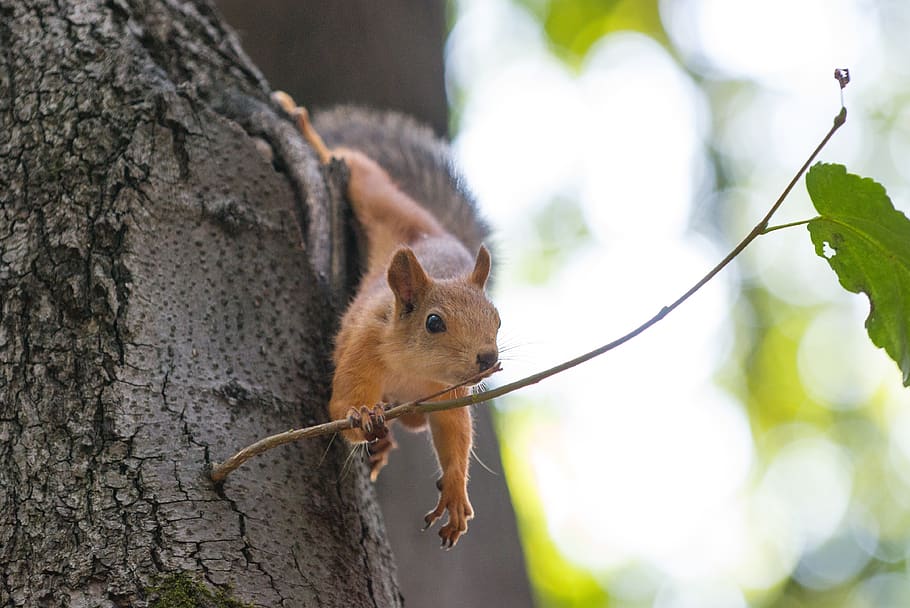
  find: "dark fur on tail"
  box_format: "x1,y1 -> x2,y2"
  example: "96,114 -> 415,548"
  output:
313,106 -> 491,255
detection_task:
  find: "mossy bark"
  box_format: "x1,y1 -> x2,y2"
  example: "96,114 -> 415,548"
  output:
0,0 -> 399,605
147,572 -> 253,608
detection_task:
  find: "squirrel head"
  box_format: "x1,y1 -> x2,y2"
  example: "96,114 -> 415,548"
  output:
384,245 -> 500,386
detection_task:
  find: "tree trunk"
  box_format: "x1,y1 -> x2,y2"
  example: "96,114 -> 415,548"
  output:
215,0 -> 449,136
0,0 -> 400,605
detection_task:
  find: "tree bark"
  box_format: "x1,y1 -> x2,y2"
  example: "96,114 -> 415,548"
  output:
0,1 -> 400,605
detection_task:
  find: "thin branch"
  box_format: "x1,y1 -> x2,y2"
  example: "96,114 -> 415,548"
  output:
210,106 -> 846,483
760,218 -> 812,235
375,108 -> 848,417
210,366 -> 500,482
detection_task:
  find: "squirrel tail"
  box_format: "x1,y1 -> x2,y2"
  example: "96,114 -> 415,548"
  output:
312,106 -> 491,256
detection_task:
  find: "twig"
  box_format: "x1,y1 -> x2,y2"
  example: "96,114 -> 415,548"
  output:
210,105 -> 846,484
210,366 -> 500,482
403,107 -> 847,411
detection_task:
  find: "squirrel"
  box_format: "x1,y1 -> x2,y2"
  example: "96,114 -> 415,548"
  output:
273,92 -> 501,548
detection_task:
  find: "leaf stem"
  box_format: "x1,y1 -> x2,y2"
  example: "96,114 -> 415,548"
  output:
760,219 -> 813,235
210,107 -> 847,483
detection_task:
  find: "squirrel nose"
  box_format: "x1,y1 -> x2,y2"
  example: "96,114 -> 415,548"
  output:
476,350 -> 498,372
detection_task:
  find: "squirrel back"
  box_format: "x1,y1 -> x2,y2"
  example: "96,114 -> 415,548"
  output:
313,106 -> 491,258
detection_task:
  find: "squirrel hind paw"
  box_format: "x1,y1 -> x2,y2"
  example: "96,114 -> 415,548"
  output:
271,90 -> 297,115
271,90 -> 332,163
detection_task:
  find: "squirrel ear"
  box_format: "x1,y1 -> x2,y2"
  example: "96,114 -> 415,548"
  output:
470,245 -> 492,289
388,247 -> 430,312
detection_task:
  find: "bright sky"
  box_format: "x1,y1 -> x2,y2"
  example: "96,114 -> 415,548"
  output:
448,0 -> 910,605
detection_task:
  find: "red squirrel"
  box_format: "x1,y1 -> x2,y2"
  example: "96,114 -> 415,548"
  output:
274,92 -> 500,548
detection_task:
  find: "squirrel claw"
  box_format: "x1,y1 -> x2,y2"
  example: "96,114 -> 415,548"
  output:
423,510 -> 440,531
346,404 -> 388,444
438,519 -> 468,549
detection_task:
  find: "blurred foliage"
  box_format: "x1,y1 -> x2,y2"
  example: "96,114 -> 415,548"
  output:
513,0 -> 668,68
739,291 -> 831,436
516,197 -> 592,285
495,402 -> 612,607
465,1 -> 910,607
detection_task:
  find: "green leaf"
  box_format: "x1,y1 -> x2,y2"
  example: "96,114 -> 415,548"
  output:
806,162 -> 910,386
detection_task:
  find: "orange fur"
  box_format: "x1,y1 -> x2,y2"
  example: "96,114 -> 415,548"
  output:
273,92 -> 501,547
425,387 -> 474,547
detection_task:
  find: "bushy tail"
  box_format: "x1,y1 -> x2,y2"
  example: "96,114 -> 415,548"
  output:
313,106 -> 490,255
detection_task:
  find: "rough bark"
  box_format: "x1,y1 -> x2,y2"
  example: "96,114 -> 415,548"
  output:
0,1 -> 400,606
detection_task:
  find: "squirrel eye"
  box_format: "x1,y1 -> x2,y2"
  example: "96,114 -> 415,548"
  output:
425,314 -> 446,334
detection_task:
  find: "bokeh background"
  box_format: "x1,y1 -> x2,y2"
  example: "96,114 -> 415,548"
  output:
215,0 -> 910,604
446,0 -> 910,606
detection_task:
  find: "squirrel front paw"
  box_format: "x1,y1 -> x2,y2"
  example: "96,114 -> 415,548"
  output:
368,432 -> 397,482
346,404 -> 389,444
423,477 -> 474,549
